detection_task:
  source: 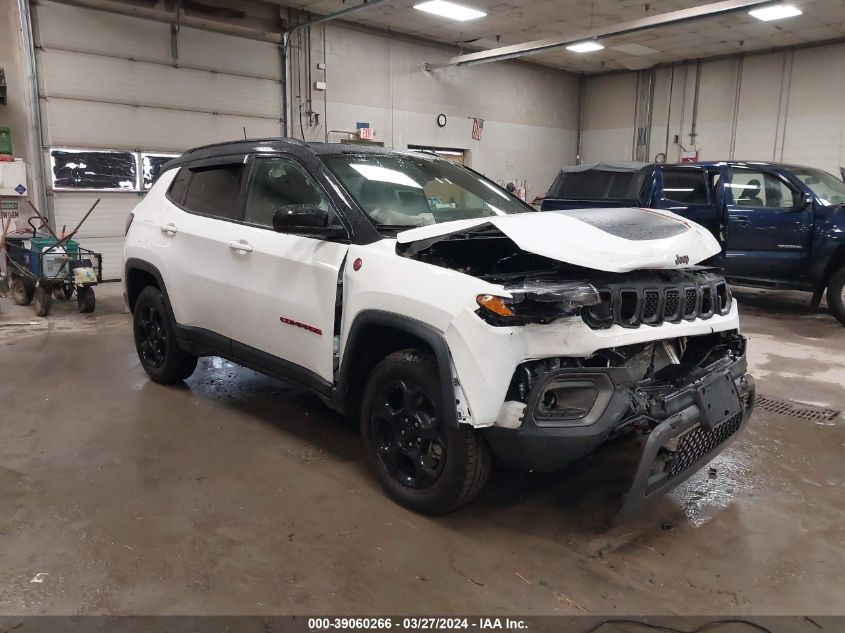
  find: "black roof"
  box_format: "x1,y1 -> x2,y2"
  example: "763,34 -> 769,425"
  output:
165,137 -> 427,171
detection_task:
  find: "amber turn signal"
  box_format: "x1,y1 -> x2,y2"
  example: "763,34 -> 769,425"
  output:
476,294 -> 515,317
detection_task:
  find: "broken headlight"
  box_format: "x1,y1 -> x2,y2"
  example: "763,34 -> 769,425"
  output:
475,281 -> 602,326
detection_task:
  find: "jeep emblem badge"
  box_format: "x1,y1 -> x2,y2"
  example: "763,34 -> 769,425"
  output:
675,254 -> 689,265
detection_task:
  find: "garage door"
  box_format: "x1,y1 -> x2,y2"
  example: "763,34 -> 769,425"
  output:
35,1 -> 283,280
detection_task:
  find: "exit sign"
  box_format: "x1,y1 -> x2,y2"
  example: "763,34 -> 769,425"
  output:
359,128 -> 374,140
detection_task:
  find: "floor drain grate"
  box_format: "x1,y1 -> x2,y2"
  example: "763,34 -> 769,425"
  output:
754,395 -> 840,421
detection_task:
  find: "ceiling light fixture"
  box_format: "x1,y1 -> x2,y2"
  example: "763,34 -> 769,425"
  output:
748,4 -> 802,21
413,0 -> 486,21
566,41 -> 605,53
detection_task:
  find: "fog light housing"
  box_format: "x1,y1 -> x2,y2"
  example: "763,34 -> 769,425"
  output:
535,379 -> 599,421
530,372 -> 614,427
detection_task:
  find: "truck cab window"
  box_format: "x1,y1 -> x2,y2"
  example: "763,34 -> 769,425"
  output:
661,169 -> 709,205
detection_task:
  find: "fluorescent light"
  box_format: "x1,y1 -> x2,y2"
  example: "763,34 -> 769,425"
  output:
351,163 -> 422,188
566,41 -> 605,53
414,1 -> 486,21
749,4 -> 802,21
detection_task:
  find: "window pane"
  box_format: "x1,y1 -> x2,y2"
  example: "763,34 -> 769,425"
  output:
167,168 -> 189,205
728,169 -> 800,209
791,168 -> 845,206
51,148 -> 137,191
245,157 -> 331,227
662,169 -> 708,204
142,154 -> 179,190
183,164 -> 245,220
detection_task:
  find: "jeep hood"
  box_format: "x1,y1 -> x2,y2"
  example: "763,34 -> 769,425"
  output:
396,207 -> 721,273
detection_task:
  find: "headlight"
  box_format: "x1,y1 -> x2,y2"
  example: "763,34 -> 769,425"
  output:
475,281 -> 601,326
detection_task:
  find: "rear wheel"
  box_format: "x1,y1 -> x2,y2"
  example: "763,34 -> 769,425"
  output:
77,286 -> 95,313
10,276 -> 34,306
133,286 -> 197,383
360,350 -> 491,515
34,285 -> 52,317
828,267 -> 845,326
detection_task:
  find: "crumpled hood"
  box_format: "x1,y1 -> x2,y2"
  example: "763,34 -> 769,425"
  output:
396,207 -> 721,273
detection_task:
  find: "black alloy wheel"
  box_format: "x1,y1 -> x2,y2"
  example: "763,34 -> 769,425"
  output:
136,303 -> 167,369
371,379 -> 447,489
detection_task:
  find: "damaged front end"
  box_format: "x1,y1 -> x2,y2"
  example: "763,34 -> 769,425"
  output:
483,331 -> 755,516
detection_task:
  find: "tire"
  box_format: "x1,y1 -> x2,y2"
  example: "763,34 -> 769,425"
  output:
360,349 -> 491,515
34,285 -> 52,317
133,286 -> 198,383
77,286 -> 95,313
828,266 -> 845,326
11,276 -> 34,306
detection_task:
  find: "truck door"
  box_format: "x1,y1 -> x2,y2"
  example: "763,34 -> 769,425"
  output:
723,165 -> 813,279
653,166 -> 723,244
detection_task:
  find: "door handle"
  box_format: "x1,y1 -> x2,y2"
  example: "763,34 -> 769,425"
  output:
733,215 -> 750,225
158,223 -> 179,235
227,240 -> 253,253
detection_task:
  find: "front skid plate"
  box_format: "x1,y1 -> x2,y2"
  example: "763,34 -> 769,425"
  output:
617,374 -> 755,520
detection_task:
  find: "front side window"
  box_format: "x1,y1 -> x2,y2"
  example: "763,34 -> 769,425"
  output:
661,169 -> 709,205
245,157 -> 333,227
323,154 -> 531,227
790,168 -> 845,206
182,163 -> 245,220
727,168 -> 801,209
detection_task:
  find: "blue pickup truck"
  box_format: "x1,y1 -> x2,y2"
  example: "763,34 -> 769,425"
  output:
541,161 -> 845,325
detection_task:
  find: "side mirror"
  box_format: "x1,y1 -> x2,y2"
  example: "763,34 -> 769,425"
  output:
803,192 -> 814,206
273,204 -> 329,232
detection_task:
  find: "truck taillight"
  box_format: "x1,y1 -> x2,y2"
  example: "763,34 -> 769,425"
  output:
124,212 -> 134,236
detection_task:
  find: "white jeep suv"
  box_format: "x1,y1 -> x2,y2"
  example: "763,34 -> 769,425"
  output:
124,139 -> 755,516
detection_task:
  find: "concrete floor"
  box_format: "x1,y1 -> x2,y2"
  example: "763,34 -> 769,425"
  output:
0,283 -> 843,616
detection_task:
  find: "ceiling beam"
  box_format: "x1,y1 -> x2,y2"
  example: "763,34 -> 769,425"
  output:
423,0 -> 779,70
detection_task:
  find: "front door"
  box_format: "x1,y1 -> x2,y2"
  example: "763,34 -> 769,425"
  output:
724,166 -> 813,279
224,155 -> 349,384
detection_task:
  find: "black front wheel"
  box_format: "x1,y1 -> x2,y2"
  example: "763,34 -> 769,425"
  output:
828,267 -> 845,326
133,286 -> 198,383
360,350 -> 491,515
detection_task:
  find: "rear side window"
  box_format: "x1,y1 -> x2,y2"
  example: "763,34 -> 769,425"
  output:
167,168 -> 189,204
661,169 -> 709,205
182,164 -> 245,220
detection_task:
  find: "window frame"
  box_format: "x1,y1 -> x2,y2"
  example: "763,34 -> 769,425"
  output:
141,152 -> 180,191
49,147 -> 140,192
726,166 -> 803,211
169,153 -> 250,224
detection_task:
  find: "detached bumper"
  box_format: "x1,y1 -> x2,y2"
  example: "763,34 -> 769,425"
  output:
483,341 -> 754,514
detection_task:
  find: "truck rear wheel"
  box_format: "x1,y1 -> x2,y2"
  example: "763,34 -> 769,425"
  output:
360,349 -> 491,515
828,267 -> 845,326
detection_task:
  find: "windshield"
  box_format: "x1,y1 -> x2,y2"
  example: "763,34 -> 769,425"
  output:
791,168 -> 845,206
322,154 -> 531,227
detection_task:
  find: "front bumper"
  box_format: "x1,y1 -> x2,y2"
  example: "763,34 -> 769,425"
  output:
483,340 -> 754,514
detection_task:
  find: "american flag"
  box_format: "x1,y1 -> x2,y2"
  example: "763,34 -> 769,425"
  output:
471,117 -> 484,141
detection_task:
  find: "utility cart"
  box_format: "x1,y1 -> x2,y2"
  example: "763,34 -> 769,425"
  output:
5,223 -> 102,317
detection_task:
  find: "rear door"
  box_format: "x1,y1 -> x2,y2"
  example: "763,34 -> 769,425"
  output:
653,166 -> 723,243
156,156 -> 249,348
724,165 -> 812,279
224,154 -> 349,384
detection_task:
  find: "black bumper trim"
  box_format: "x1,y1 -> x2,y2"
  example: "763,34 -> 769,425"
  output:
617,373 -> 755,519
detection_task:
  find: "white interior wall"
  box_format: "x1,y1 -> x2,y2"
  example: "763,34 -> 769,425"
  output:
293,24 -> 579,198
581,40 -> 845,175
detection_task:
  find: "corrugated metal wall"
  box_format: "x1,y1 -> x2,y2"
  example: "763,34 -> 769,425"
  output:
35,1 -> 283,279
